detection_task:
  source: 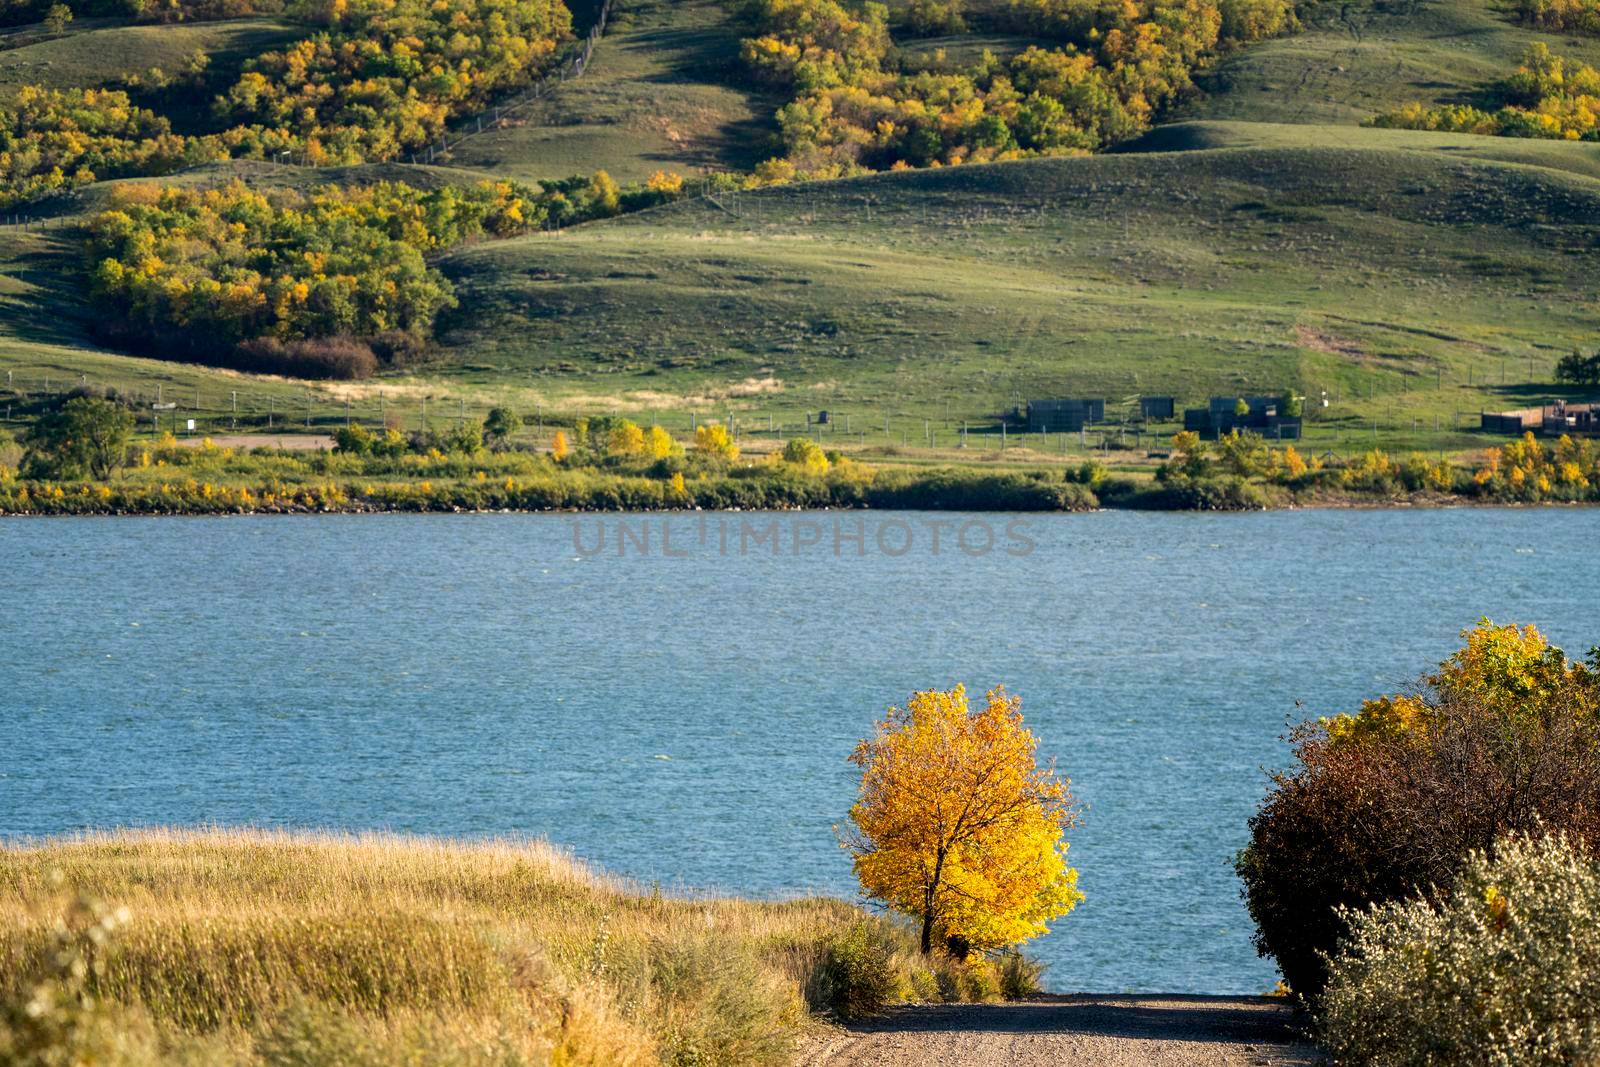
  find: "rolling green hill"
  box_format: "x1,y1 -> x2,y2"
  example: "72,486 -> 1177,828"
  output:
1122,120 -> 1600,183
428,145 -> 1599,450
0,0 -> 1596,457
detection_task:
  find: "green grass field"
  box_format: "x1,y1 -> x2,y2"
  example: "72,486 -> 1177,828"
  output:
0,0 -> 1597,461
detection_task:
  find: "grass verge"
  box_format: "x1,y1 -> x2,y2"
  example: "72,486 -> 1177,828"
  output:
0,828 -> 1016,1067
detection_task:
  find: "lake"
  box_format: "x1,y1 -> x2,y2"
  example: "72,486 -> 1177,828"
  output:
2,508 -> 1596,993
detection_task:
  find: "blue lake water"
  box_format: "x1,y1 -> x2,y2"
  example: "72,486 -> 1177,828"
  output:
2,508 -> 1596,993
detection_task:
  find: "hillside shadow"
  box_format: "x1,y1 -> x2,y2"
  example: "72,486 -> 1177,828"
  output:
640,111 -> 781,171
0,236 -> 94,348
640,25 -> 747,82
1483,383 -> 1599,402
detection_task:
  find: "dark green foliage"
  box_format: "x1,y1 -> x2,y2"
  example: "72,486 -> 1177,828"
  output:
1115,475 -> 1269,510
1556,350 -> 1600,386
21,395 -> 134,479
864,469 -> 1098,510
483,407 -> 521,445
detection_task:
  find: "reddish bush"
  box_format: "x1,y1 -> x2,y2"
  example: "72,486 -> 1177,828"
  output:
232,337 -> 380,380
1238,623 -> 1600,1001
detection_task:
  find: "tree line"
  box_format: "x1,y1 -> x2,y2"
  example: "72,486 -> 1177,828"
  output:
0,0 -> 572,207
1513,0 -> 1600,36
738,0 -> 1297,181
83,172 -> 686,377
1369,43 -> 1600,141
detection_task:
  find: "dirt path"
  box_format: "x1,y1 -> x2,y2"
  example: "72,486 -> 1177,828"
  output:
171,434 -> 333,451
803,994 -> 1323,1067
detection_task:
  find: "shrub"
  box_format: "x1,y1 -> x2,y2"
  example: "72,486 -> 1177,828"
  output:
779,436 -> 830,474
234,337 -> 380,381
1166,475 -> 1269,510
1238,622 -> 1600,1001
996,950 -> 1045,999
0,877 -> 131,1067
1320,832 -> 1600,1067
806,922 -> 904,1020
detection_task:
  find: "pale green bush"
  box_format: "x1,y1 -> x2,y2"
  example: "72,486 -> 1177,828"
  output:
1320,832 -> 1600,1066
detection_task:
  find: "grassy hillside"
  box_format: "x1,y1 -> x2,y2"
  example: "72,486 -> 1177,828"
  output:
0,829 -> 997,1065
444,0 -> 780,182
430,145 -> 1600,452
1185,0 -> 1600,126
0,18 -> 300,103
0,0 -> 1596,460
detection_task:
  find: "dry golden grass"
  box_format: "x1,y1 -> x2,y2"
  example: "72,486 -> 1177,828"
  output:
0,828 -> 989,1066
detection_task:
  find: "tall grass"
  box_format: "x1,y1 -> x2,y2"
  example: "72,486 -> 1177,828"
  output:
0,829 -> 1005,1066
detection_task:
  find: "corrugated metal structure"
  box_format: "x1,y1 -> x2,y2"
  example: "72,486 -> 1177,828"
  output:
1140,396 -> 1176,420
1183,396 -> 1302,440
1027,398 -> 1105,431
1481,411 -> 1529,434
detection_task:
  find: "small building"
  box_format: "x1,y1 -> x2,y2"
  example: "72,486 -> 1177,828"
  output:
1183,396 -> 1301,440
1027,398 -> 1105,432
1481,410 -> 1531,434
1139,396 -> 1176,421
1542,400 -> 1600,435
1484,401 -> 1600,435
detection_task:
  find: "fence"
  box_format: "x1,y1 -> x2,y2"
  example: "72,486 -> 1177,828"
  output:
0,364 -> 1541,462
402,0 -> 615,167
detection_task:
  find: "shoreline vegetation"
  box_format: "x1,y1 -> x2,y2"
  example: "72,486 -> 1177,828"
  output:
0,828 -> 1029,1066
2,398 -> 1597,515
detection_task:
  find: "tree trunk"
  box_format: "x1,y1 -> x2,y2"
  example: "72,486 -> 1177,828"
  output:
920,852 -> 945,954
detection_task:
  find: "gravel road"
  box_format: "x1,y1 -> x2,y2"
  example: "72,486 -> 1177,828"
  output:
803,994 -> 1324,1067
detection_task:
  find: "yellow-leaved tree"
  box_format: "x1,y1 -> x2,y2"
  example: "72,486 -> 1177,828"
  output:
845,684 -> 1082,956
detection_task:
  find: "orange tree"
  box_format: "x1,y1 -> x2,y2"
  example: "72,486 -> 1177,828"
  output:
844,684 -> 1081,956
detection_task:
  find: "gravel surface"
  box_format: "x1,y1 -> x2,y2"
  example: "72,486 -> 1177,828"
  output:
803,994 -> 1324,1067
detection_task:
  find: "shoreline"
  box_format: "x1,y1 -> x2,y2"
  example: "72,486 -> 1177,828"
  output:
0,495 -> 1589,518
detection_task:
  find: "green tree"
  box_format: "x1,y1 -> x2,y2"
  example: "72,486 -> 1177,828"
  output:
483,407 -> 521,446
1556,350 -> 1600,386
24,397 -> 134,480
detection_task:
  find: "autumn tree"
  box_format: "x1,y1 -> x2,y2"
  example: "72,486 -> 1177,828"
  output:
1239,620 -> 1600,998
605,419 -> 646,456
551,430 -> 569,461
694,421 -> 739,460
780,436 -> 830,474
845,684 -> 1082,957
